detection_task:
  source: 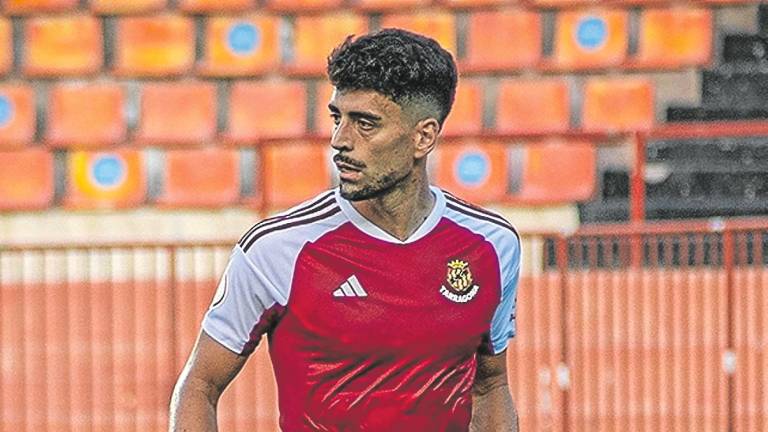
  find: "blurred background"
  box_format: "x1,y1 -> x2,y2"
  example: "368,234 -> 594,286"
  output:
1,0 -> 767,430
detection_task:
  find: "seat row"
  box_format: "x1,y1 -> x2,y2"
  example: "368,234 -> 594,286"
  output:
0,77 -> 653,147
0,140 -> 596,211
0,8 -> 712,77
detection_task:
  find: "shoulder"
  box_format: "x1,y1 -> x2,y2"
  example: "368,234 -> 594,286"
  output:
441,189 -> 519,245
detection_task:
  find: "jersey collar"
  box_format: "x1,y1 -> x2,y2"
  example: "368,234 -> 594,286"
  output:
336,186 -> 446,245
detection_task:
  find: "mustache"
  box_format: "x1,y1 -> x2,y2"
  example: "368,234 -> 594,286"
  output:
333,154 -> 366,169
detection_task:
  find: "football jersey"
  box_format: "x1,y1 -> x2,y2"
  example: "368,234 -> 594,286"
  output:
203,186 -> 520,432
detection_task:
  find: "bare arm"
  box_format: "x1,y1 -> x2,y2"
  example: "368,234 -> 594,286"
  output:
169,331 -> 249,432
470,350 -> 519,432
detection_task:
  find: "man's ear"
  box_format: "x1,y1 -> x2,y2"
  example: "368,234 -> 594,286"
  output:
413,118 -> 440,159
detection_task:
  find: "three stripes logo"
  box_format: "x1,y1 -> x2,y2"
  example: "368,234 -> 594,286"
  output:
333,275 -> 368,298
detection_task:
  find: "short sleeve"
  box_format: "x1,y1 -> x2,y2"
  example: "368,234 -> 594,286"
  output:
487,233 -> 521,355
202,246 -> 284,356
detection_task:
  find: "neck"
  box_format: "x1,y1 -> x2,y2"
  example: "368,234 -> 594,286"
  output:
350,169 -> 435,241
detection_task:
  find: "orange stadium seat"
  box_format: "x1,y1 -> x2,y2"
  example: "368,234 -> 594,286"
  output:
23,15 -> 102,77
265,0 -> 344,11
286,12 -> 368,76
199,15 -> 280,77
381,11 -> 457,56
178,0 -> 254,12
157,149 -> 240,208
4,0 -> 78,14
136,82 -> 217,147
432,140 -> 508,204
228,81 -> 307,143
440,0 -> 508,8
0,85 -> 36,148
64,150 -> 146,209
512,139 -> 596,204
582,77 -> 654,132
551,9 -> 628,70
261,141 -> 332,209
442,80 -> 483,137
0,149 -> 54,210
461,10 -> 541,73
114,15 -> 195,77
354,0 -> 431,11
633,7 -> 713,69
0,19 -> 11,75
47,83 -> 126,149
314,81 -> 335,137
496,78 -> 570,134
91,0 -> 166,14
529,0 -> 593,6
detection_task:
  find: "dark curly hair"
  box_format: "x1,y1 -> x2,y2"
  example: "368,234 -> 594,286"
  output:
326,28 -> 458,127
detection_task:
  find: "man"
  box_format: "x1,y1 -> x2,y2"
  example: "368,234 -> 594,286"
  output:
170,28 -> 520,431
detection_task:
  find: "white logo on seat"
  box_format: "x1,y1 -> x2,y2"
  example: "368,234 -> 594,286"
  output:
333,275 -> 368,297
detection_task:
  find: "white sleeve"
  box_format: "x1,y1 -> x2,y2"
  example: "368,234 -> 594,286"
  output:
488,232 -> 521,355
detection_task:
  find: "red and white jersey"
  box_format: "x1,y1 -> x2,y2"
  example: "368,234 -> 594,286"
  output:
203,187 -> 520,432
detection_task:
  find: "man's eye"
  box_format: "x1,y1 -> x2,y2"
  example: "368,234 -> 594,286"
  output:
358,120 -> 375,130
330,114 -> 340,125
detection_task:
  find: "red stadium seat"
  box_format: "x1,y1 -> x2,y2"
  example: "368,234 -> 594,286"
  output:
440,0 -> 509,8
0,85 -> 36,149
265,0 -> 344,11
381,11 -> 457,56
432,140 -> 508,204
285,12 -> 367,76
23,15 -> 102,77
198,15 -> 280,77
314,82 -> 335,137
0,19 -> 11,75
47,83 -> 126,149
261,141 -> 332,209
228,81 -> 307,143
91,0 -> 166,14
496,78 -> 570,134
178,0 -> 254,12
442,80 -> 483,137
0,149 -> 54,210
4,0 -> 78,14
64,150 -> 147,209
157,149 -> 241,208
461,10 -> 541,73
354,0 -> 431,11
114,15 -> 195,77
136,82 -> 217,147
528,0 -> 592,6
550,9 -> 628,70
632,7 -> 713,69
582,77 -> 654,132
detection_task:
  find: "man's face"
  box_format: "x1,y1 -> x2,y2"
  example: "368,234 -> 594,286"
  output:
328,89 -> 418,201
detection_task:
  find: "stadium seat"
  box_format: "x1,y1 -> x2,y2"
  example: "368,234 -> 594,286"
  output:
581,77 -> 654,132
496,78 -> 570,134
47,83 -> 126,149
432,140 -> 508,204
4,0 -> 78,14
440,0 -> 508,8
632,8 -> 713,69
64,150 -> 146,209
91,0 -> 166,14
198,15 -> 280,77
23,15 -> 102,77
114,15 -> 195,77
314,82 -> 335,137
512,139 -> 596,204
461,10 -> 541,73
550,9 -> 628,70
285,12 -> 367,76
157,149 -> 240,208
0,19 -> 11,75
228,81 -> 307,143
381,11 -> 457,56
0,85 -> 36,148
136,82 -> 217,147
178,0 -> 254,12
265,0 -> 344,11
261,141 -> 332,209
0,149 -> 54,210
354,0 -> 431,11
442,80 -> 483,137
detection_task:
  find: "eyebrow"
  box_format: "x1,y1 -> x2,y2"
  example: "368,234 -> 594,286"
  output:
327,103 -> 383,122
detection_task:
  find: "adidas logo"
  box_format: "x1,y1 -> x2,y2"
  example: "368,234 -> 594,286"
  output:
333,275 -> 368,297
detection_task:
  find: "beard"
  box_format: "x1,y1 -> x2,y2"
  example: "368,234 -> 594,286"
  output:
339,170 -> 409,201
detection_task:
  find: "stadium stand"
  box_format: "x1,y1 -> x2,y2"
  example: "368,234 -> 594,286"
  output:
0,149 -> 54,210
461,9 -> 541,73
228,80 -> 307,143
113,15 -> 195,77
46,83 -> 126,148
632,7 -> 713,69
90,0 -> 167,14
23,15 -> 102,77
4,0 -> 78,14
432,140 -> 508,204
157,149 -> 241,208
354,0 -> 431,11
313,82 -> 335,137
0,85 -> 36,148
178,0 -> 254,12
63,150 -> 147,209
285,12 -> 368,76
513,140 -> 596,204
260,141 -> 332,209
0,19 -> 11,76
198,15 -> 280,77
496,78 -> 571,134
581,77 -> 655,133
550,9 -> 628,71
439,0 -> 508,8
136,82 -> 217,147
442,80 -> 484,137
381,11 -> 457,55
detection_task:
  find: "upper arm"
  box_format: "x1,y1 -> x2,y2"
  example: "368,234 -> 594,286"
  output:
178,330 -> 249,402
473,350 -> 509,395
486,231 -> 521,355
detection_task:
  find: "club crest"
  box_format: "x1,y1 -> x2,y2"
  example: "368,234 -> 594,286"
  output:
440,259 -> 480,303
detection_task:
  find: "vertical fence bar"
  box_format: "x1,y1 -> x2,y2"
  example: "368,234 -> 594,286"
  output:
555,235 -> 569,432
723,228 -> 735,431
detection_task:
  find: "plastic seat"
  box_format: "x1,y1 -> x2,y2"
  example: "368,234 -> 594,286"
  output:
64,150 -> 146,209
432,140 -> 508,204
0,149 -> 54,210
228,81 -> 307,143
551,9 -> 628,70
285,12 -> 367,76
23,15 -> 102,77
0,19 -> 11,75
439,0 -> 508,8
136,82 -> 217,147
496,78 -> 570,134
114,15 -> 195,77
198,15 -> 280,77
582,77 -> 654,132
513,139 -> 596,204
528,0 -> 592,6
265,0 -> 344,11
91,0 -> 166,14
381,11 -> 457,56
354,0 -> 430,11
157,149 -> 240,208
4,0 -> 78,14
47,83 -> 126,149
261,141 -> 332,209
442,80 -> 483,137
178,0 -> 253,12
0,85 -> 36,148
633,7 -> 712,69
461,9 -> 541,73
314,82 -> 335,137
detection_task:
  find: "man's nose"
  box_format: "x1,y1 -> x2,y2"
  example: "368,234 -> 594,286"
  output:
330,120 -> 353,152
